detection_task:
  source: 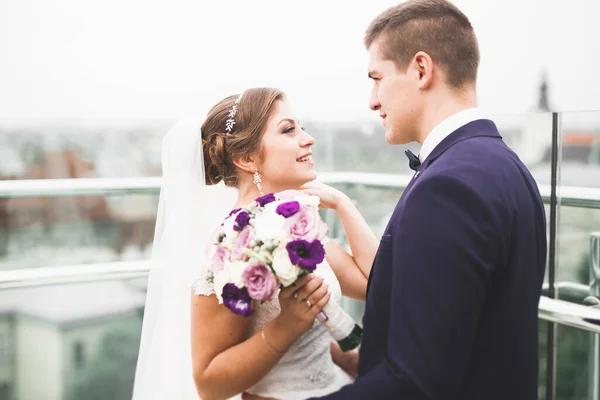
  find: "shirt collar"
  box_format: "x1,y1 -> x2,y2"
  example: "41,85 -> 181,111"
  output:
419,107 -> 485,162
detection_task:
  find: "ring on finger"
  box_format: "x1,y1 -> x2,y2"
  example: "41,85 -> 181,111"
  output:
305,299 -> 312,309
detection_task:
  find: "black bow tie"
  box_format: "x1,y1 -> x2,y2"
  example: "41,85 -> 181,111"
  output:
405,150 -> 421,171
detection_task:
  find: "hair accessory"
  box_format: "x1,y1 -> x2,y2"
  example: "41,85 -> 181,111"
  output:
225,92 -> 244,134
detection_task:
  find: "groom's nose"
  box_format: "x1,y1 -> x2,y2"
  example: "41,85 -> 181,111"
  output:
369,88 -> 381,111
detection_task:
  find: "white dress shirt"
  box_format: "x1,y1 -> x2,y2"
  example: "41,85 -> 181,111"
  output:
419,107 -> 486,163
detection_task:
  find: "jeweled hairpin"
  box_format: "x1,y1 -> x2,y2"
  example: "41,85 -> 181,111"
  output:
225,92 -> 244,134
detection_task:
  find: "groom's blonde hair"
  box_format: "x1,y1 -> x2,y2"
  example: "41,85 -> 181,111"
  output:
365,0 -> 480,89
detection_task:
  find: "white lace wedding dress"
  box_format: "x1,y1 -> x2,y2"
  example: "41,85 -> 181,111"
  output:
193,255 -> 353,399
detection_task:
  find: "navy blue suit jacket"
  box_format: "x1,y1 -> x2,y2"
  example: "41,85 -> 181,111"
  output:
310,120 -> 547,399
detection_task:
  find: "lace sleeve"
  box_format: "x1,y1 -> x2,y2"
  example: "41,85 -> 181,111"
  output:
191,267 -> 215,296
191,244 -> 215,296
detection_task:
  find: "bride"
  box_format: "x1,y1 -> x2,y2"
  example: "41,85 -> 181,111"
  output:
133,88 -> 378,399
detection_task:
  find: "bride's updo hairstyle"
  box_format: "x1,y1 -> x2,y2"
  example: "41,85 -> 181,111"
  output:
201,88 -> 285,187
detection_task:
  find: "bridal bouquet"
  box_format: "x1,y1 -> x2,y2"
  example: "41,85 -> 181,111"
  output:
208,191 -> 362,351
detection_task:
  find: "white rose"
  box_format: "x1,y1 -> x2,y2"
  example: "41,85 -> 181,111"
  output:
263,200 -> 285,213
226,260 -> 248,288
222,212 -> 241,238
213,270 -> 230,303
272,248 -> 302,287
221,232 -> 237,250
253,212 -> 286,242
295,194 -> 320,208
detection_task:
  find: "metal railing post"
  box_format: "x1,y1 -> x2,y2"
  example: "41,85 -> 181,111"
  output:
589,232 -> 600,400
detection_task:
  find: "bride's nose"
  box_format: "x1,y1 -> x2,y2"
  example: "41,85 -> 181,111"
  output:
299,129 -> 315,147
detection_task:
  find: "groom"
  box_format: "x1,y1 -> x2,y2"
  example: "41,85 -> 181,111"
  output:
310,0 -> 547,399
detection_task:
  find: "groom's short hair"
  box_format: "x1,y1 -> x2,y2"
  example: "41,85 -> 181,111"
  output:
365,0 -> 480,89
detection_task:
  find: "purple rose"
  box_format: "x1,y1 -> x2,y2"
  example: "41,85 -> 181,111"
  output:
276,201 -> 300,218
284,205 -> 327,242
231,225 -> 254,261
221,208 -> 241,226
221,283 -> 253,317
256,193 -> 276,207
234,211 -> 250,232
286,239 -> 325,272
227,208 -> 241,218
242,263 -> 278,301
211,245 -> 230,274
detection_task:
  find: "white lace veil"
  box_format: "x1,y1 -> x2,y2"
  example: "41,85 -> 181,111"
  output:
133,119 -> 238,399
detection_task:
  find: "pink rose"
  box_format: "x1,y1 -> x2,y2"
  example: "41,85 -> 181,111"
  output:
242,263 -> 278,301
211,245 -> 230,274
284,205 -> 329,242
276,189 -> 302,200
231,225 -> 255,261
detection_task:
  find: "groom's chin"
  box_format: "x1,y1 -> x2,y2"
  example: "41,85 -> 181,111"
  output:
384,130 -> 408,145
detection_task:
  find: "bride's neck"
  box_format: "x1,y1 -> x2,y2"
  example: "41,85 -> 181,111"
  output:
235,183 -> 263,208
235,181 -> 293,208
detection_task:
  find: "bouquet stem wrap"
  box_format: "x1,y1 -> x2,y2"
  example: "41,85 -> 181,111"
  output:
317,303 -> 363,351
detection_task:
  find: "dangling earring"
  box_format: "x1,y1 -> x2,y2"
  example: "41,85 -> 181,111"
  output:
253,168 -> 264,196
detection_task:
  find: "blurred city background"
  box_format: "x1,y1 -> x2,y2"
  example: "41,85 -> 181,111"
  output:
1,0 -> 600,399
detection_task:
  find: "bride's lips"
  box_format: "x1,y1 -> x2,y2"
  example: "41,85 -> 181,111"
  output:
296,153 -> 313,164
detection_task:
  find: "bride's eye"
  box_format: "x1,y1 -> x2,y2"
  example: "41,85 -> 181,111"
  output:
283,126 -> 295,134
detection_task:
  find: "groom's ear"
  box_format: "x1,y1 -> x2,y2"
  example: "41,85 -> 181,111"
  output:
232,154 -> 257,174
412,51 -> 434,90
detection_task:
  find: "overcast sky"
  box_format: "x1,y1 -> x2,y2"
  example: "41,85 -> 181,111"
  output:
1,0 -> 599,122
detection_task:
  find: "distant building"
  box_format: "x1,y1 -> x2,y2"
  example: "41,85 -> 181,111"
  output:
0,147 -> 158,265
0,281 -> 145,400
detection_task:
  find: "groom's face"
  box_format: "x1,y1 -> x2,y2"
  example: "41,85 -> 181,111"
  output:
368,39 -> 421,145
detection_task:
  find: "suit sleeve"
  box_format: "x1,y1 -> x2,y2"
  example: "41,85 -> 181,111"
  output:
308,174 -> 500,399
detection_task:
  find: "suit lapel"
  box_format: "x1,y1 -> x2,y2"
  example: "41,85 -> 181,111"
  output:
366,119 -> 502,299
419,119 -> 502,170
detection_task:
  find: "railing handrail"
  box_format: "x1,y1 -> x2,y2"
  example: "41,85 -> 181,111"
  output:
0,260 -> 151,289
0,173 -> 599,209
1,260 -> 598,333
538,296 -> 600,334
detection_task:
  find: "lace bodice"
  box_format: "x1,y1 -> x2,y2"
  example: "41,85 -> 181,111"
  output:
192,257 -> 349,398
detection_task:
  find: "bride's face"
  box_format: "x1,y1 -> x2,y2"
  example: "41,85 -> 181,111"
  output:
257,100 -> 317,191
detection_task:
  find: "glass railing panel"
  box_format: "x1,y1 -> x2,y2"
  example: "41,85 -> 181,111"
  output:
0,277 -> 146,400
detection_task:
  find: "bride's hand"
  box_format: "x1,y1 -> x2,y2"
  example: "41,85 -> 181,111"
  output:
275,274 -> 330,337
297,180 -> 348,210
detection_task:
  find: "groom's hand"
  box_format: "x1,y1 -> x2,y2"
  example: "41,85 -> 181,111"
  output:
241,393 -> 278,400
330,342 -> 359,380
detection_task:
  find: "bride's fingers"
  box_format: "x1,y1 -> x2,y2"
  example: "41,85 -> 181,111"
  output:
294,276 -> 324,302
309,291 -> 331,317
304,282 -> 328,313
280,274 -> 313,299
